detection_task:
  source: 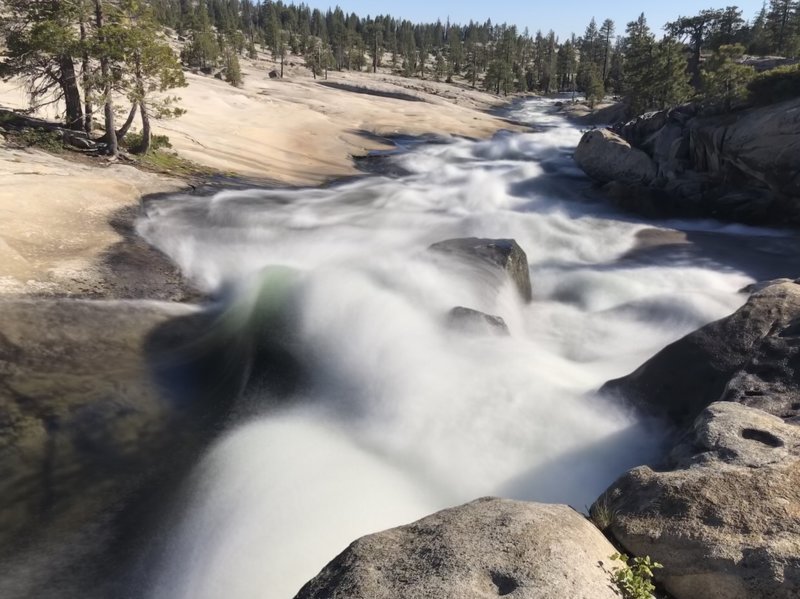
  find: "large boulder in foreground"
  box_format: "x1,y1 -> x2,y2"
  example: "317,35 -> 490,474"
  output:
595,402 -> 800,599
574,128 -> 658,186
601,281 -> 800,426
0,299 -> 251,595
429,238 -> 533,303
295,498 -> 621,599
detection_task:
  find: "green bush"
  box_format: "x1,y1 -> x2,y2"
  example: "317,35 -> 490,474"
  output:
121,132 -> 172,152
747,65 -> 800,106
610,553 -> 663,599
12,129 -> 64,152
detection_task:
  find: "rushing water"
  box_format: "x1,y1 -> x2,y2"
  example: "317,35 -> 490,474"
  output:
136,98 -> 781,598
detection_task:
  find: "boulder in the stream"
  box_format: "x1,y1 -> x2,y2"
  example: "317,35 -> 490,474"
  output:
573,128 -> 658,186
294,497 -> 622,599
447,307 -> 510,336
594,401 -> 800,599
601,281 -> 800,426
429,238 -> 533,303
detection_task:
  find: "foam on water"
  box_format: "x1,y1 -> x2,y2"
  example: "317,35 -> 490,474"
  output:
139,97 -> 760,599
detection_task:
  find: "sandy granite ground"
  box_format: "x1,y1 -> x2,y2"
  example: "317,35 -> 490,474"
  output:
0,55 -> 518,297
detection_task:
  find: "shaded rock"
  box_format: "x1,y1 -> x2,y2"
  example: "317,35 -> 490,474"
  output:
740,55 -> 800,72
0,299 -> 251,592
575,98 -> 800,225
62,131 -> 94,150
596,402 -> 800,599
574,128 -> 657,186
447,307 -> 510,336
269,70 -> 279,79
601,282 -> 800,425
295,498 -> 621,599
740,278 -> 795,294
429,238 -> 532,303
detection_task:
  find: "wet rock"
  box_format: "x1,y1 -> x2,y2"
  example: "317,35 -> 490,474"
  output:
295,498 -> 621,599
447,307 -> 510,336
601,281 -> 800,425
574,128 -> 658,186
596,402 -> 800,599
429,238 -> 532,303
0,299 -> 251,587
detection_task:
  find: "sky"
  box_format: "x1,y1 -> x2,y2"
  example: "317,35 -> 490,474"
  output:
298,0 -> 767,41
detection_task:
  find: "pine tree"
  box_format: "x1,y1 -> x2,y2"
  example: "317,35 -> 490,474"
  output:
701,44 -> 756,110
765,0 -> 798,55
599,19 -> 615,86
116,0 -> 187,153
0,0 -> 85,130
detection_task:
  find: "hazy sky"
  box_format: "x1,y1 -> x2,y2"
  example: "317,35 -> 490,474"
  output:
300,1 -> 767,40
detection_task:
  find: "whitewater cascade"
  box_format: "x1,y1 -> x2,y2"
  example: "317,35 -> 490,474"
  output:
137,98 -> 772,599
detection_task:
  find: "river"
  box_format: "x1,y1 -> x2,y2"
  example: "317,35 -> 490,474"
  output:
135,97 -> 793,598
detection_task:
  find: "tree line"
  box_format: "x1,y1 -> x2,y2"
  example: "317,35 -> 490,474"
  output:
2,1 -> 799,155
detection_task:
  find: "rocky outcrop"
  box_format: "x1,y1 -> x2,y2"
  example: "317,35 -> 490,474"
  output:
574,98 -> 800,225
295,498 -> 622,599
574,128 -> 657,185
429,238 -> 533,303
447,307 -> 510,336
601,281 -> 800,426
595,401 -> 800,599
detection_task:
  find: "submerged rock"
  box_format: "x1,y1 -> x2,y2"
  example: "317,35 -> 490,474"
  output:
429,238 -> 533,303
595,401 -> 800,599
447,306 -> 510,336
294,497 -> 621,599
601,281 -> 800,425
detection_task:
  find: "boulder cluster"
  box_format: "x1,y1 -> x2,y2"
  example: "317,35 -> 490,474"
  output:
574,99 -> 800,225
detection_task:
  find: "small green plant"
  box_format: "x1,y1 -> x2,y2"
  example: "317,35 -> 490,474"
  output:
121,132 -> 172,153
589,495 -> 618,531
610,553 -> 663,599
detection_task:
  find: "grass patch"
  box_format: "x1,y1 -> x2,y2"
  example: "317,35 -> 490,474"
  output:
135,149 -> 218,177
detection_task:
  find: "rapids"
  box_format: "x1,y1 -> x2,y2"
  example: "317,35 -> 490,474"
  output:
136,97 -> 788,598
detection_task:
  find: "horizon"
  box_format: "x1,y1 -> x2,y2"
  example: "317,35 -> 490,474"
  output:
294,0 -> 767,41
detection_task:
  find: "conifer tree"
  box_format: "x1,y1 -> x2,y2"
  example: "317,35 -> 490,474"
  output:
0,0 -> 84,130
701,44 -> 756,110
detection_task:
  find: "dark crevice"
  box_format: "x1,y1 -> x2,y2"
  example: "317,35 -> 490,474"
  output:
490,571 -> 519,596
741,428 -> 784,448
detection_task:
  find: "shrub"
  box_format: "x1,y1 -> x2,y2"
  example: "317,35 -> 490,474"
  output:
121,132 -> 172,153
610,553 -> 663,599
12,129 -> 64,153
747,65 -> 800,106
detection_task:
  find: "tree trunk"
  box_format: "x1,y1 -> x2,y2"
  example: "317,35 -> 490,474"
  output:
135,101 -> 152,154
59,55 -> 84,131
116,102 -> 138,140
280,51 -> 284,78
79,1 -> 92,134
94,0 -> 117,157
